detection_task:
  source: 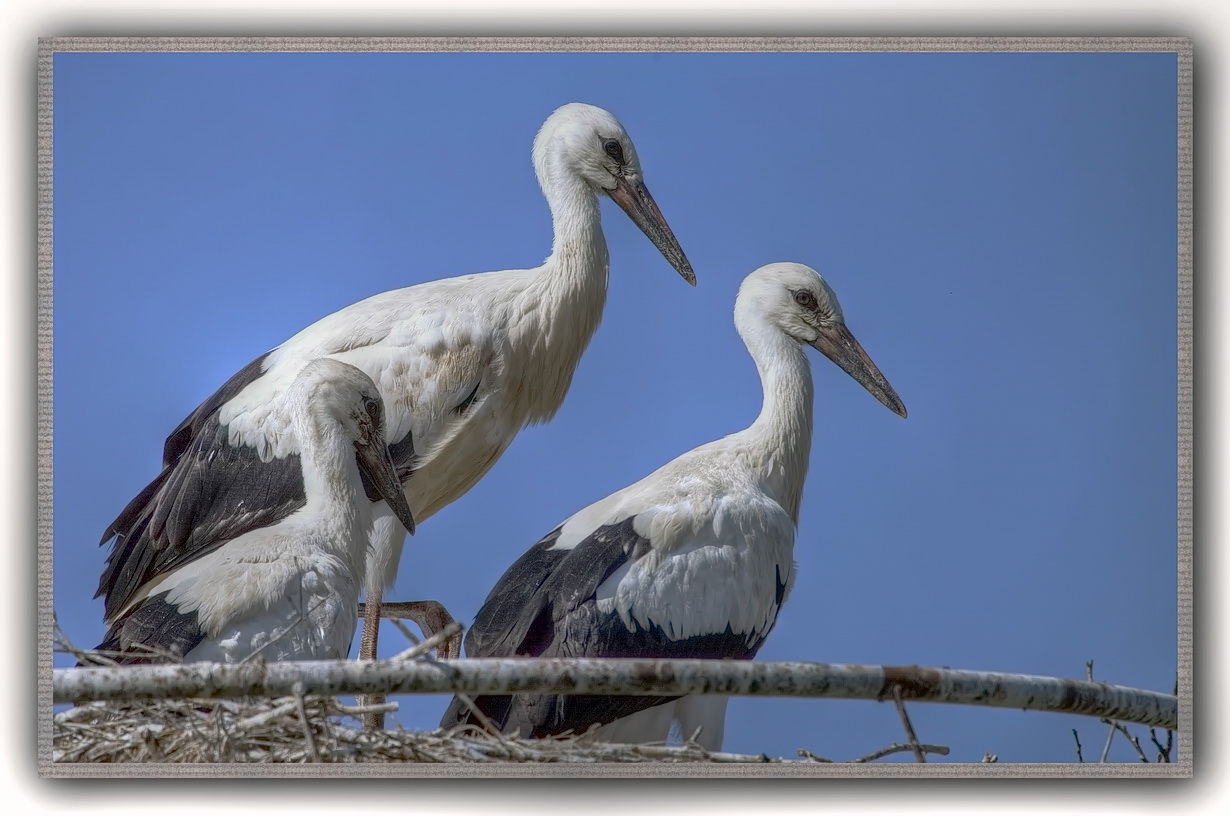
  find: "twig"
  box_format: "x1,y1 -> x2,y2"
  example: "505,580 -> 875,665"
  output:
1099,721 -> 1116,762
797,748 -> 834,762
891,685 -> 926,763
630,744 -> 773,763
1148,727 -> 1173,763
237,698 -> 298,731
389,618 -> 421,647
390,621 -> 463,662
334,701 -> 399,717
1092,664 -> 1126,768
53,623 -> 119,668
448,691 -> 512,746
1072,728 -> 1084,762
292,682 -> 320,763
1104,719 -> 1150,763
851,743 -> 950,763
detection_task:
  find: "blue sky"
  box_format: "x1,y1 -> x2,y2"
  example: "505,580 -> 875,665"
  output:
52,50 -> 1178,763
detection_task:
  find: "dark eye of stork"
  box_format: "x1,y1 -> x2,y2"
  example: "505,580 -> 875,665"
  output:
793,290 -> 818,311
363,397 -> 382,423
603,138 -> 625,163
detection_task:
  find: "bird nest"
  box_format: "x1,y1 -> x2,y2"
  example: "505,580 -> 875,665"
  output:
51,696 -> 787,764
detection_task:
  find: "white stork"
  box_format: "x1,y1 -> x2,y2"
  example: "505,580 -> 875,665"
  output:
439,262 -> 906,750
97,103 -> 695,672
94,359 -> 416,664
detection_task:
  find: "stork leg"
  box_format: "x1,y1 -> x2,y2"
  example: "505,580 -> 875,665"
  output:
358,584 -> 384,660
355,599 -> 461,730
355,507 -> 415,729
356,583 -> 385,730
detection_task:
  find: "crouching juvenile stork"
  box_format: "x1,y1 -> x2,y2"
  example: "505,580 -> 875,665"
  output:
94,359 -> 416,664
439,262 -> 907,750
97,102 -> 695,678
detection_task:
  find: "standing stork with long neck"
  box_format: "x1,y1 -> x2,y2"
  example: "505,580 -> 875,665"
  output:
97,103 -> 695,683
440,262 -> 906,750
94,359 -> 416,664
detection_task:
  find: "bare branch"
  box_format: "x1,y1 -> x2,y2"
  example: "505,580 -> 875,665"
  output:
292,683 -> 320,763
53,659 -> 1179,730
1072,728 -> 1084,762
1098,721 -> 1116,762
1104,720 -> 1150,763
390,621 -> 463,663
236,698 -> 298,731
851,743 -> 950,763
891,685 -> 926,763
797,748 -> 834,762
1149,727 -> 1173,763
445,691 -> 511,744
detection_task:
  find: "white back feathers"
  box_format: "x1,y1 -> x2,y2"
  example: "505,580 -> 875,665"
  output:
440,262 -> 906,750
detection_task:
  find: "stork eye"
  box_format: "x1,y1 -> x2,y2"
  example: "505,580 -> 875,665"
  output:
603,138 -> 625,163
363,397 -> 382,420
793,290 -> 818,310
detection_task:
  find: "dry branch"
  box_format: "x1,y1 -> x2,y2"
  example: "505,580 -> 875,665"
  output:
851,742 -> 950,763
54,658 -> 1177,729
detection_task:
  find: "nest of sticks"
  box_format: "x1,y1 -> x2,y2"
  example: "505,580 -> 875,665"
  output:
51,696 -> 790,764
49,614 -> 967,765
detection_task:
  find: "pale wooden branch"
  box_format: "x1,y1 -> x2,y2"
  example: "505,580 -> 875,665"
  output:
852,742 -> 950,763
797,748 -> 833,762
53,659 -> 1178,730
1104,719 -> 1150,763
390,622 -> 463,663
891,685 -> 926,762
291,682 -> 320,763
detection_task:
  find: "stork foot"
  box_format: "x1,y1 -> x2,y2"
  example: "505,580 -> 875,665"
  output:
354,599 -> 461,730
359,599 -> 462,660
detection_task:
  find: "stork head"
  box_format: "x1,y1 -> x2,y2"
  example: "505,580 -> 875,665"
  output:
738,262 -> 907,418
533,102 -> 695,285
292,359 -> 418,535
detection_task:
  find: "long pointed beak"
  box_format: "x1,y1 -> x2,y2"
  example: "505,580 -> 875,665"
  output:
813,324 -> 907,418
608,175 -> 696,286
355,435 -> 417,536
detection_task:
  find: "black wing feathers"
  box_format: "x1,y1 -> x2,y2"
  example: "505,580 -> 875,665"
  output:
464,518 -> 643,660
161,351 -> 273,467
97,410 -> 306,622
92,592 -> 206,665
441,516 -> 782,739
442,517 -> 669,736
